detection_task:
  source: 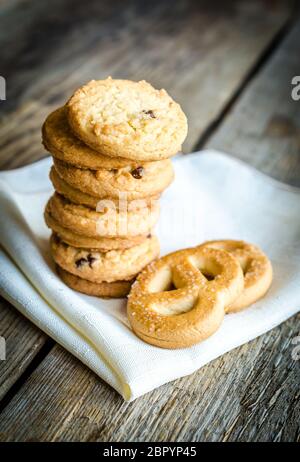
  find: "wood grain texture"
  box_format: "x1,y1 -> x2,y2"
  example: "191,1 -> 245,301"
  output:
0,0 -> 299,442
0,299 -> 48,402
0,315 -> 299,442
0,0 -> 293,409
0,0 -> 292,168
206,18 -> 300,185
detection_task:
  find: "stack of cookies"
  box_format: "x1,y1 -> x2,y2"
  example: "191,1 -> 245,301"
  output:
43,78 -> 187,298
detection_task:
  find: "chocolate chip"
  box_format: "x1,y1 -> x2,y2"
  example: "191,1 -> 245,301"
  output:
87,253 -> 97,268
143,110 -> 156,118
75,257 -> 87,268
147,233 -> 152,238
75,254 -> 96,268
131,166 -> 144,179
111,168 -> 118,174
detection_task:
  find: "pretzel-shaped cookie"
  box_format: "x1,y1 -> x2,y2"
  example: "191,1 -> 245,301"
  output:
198,240 -> 273,312
127,246 -> 244,349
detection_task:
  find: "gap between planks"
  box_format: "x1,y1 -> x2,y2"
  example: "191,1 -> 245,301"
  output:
0,0 -> 297,440
194,12 -> 296,151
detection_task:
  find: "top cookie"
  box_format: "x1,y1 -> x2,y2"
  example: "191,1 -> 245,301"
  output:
42,106 -> 137,169
66,78 -> 188,161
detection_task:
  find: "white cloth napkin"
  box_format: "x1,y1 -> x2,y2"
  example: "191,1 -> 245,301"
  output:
0,150 -> 299,401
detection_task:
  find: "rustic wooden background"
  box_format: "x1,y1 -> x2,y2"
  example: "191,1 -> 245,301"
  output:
0,0 -> 299,442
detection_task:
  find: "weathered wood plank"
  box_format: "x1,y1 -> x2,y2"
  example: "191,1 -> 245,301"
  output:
203,17 -> 300,442
206,17 -> 300,186
0,315 -> 299,442
0,298 -> 48,402
0,0 -> 293,168
0,0 -> 298,443
0,0 -> 293,408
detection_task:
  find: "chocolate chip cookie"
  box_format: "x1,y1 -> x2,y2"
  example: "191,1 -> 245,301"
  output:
53,157 -> 174,200
56,265 -> 133,298
46,192 -> 159,238
67,78 -> 187,161
45,208 -> 148,251
50,233 -> 160,283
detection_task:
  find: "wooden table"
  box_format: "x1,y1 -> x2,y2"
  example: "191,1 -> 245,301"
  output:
0,0 -> 299,442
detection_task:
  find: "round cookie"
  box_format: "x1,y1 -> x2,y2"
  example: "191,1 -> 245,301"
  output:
50,166 -> 102,208
199,240 -> 273,312
53,158 -> 174,200
45,208 -> 148,250
66,78 -> 188,161
46,192 -> 159,238
56,265 -> 132,298
43,107 -> 156,170
50,233 -> 160,283
50,166 -> 160,209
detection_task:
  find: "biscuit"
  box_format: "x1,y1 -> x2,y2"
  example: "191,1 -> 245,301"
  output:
43,107 -> 156,170
45,209 -> 148,250
127,246 -> 244,349
66,78 -> 188,161
199,240 -> 273,312
50,233 -> 160,283
53,157 -> 174,200
56,265 -> 132,298
50,166 -> 160,209
50,166 -> 102,208
46,192 -> 159,238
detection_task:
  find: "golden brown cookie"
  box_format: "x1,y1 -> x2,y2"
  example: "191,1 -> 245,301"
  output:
50,166 -> 160,209
127,246 -> 244,349
46,192 -> 159,238
66,78 -> 188,161
43,107 -> 159,170
198,240 -> 273,312
56,265 -> 132,298
50,233 -> 160,283
50,166 -> 102,208
45,208 -> 148,250
53,157 -> 174,200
